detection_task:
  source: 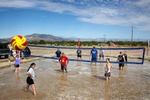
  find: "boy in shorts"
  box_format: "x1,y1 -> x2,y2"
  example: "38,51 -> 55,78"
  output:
76,48 -> 82,60
105,58 -> 112,81
59,52 -> 69,73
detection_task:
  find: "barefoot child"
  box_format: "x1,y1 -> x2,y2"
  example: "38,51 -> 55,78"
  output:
104,58 -> 112,81
59,52 -> 69,73
14,51 -> 21,73
25,63 -> 36,96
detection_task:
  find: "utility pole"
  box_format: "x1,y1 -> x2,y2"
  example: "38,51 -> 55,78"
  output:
131,25 -> 135,46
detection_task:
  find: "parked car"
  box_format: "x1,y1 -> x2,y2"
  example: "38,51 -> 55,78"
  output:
21,46 -> 31,58
0,43 -> 10,58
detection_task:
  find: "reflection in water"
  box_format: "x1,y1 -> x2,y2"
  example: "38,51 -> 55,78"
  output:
100,63 -> 104,67
118,71 -> 125,84
15,72 -> 20,80
77,62 -> 82,72
55,62 -> 60,68
76,61 -> 82,66
58,73 -> 68,93
104,81 -> 111,100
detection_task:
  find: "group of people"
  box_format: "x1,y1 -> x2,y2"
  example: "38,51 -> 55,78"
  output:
12,50 -> 37,96
12,47 -> 128,96
55,46 -> 128,81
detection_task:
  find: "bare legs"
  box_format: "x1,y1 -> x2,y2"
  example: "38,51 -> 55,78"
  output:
25,84 -> 36,96
106,77 -> 111,81
119,67 -> 124,70
15,67 -> 19,73
31,84 -> 36,96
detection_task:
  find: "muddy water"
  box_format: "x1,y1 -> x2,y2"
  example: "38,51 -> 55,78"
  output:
0,58 -> 150,100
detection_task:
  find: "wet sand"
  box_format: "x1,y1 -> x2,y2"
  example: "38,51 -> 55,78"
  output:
0,57 -> 150,100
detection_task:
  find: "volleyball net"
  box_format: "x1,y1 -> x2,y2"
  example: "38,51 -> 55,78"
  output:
29,45 -> 145,64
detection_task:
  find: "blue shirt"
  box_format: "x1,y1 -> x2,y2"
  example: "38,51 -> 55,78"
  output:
15,57 -> 20,65
55,50 -> 61,57
91,49 -> 98,58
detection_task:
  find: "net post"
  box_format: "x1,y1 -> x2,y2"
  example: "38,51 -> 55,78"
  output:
147,39 -> 149,56
142,48 -> 146,64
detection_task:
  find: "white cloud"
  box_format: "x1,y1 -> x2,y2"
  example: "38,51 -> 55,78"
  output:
0,0 -> 150,31
0,0 -> 36,8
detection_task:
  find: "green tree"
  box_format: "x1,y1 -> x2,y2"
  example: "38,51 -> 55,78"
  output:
39,40 -> 46,44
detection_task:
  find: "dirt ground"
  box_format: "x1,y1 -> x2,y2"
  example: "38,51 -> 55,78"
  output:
0,46 -> 150,100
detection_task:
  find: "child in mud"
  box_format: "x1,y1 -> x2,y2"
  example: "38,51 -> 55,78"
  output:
25,63 -> 36,96
14,51 -> 21,73
59,52 -> 69,73
104,58 -> 112,81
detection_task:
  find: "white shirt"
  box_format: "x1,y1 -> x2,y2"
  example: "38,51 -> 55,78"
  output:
28,68 -> 35,81
99,50 -> 104,55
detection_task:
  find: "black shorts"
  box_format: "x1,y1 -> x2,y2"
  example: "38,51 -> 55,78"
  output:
77,54 -> 82,58
99,54 -> 104,58
26,77 -> 34,85
14,64 -> 19,68
104,72 -> 111,77
91,58 -> 97,62
119,62 -> 124,67
61,66 -> 67,70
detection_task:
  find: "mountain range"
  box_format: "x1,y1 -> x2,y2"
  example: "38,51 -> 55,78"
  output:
0,33 -> 64,43
0,33 -> 147,43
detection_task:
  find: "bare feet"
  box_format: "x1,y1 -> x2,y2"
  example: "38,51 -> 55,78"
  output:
24,88 -> 27,92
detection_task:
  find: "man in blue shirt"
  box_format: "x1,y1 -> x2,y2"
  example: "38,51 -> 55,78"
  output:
55,48 -> 61,62
90,46 -> 98,65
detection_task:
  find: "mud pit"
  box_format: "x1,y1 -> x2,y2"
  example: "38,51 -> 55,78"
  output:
0,58 -> 150,100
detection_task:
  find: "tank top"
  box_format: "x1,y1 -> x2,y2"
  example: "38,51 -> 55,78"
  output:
118,55 -> 124,62
77,49 -> 82,55
15,57 -> 20,65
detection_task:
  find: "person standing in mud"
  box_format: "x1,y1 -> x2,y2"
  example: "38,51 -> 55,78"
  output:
117,51 -> 126,70
14,51 -> 21,73
25,63 -> 36,96
59,52 -> 69,73
99,47 -> 104,60
90,46 -> 98,65
104,58 -> 112,81
76,47 -> 82,60
123,51 -> 128,63
55,48 -> 61,62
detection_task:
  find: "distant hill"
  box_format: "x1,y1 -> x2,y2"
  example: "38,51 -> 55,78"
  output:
0,33 -> 65,43
0,33 -> 147,43
25,33 -> 64,41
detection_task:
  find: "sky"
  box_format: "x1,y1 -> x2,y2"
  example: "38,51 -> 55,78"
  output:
0,0 -> 150,40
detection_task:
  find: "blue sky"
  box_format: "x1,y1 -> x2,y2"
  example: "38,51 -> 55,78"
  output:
0,0 -> 150,40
